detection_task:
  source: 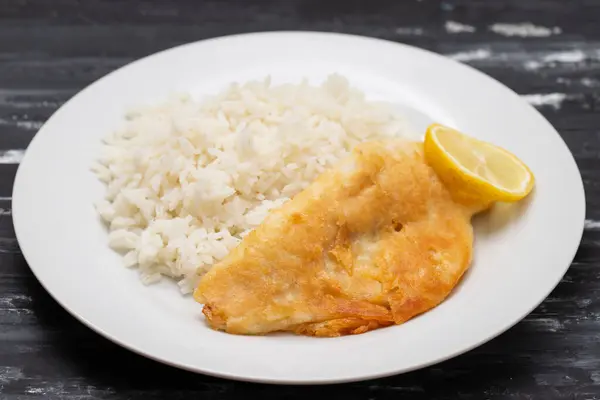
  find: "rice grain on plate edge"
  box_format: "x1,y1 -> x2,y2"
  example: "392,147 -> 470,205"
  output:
92,74 -> 417,293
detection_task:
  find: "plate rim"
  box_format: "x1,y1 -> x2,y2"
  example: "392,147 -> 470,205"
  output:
12,30 -> 586,384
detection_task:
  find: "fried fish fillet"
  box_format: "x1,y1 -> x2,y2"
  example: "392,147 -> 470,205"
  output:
194,140 -> 481,337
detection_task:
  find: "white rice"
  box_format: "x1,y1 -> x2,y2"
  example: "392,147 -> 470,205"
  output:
92,74 -> 416,293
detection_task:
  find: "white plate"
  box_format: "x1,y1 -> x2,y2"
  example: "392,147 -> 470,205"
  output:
13,32 -> 585,384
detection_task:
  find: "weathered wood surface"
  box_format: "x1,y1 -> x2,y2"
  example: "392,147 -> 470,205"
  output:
1,0 -> 600,398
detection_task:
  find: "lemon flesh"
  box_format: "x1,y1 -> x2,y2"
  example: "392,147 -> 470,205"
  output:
424,123 -> 535,206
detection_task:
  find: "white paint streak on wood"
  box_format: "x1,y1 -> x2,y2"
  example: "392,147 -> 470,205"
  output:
24,383 -> 114,397
576,298 -> 592,308
25,387 -> 45,394
525,317 -> 564,332
395,27 -> 424,35
0,88 -> 73,97
534,372 -> 577,386
591,371 -> 600,384
444,45 -> 599,72
489,23 -> 561,37
525,50 -> 589,70
0,149 -> 25,164
556,77 -> 599,87
585,219 -> 600,230
521,93 -> 567,109
0,294 -> 32,307
545,50 -> 587,63
445,21 -> 476,33
0,366 -> 24,384
23,383 -> 66,396
0,99 -> 62,109
0,294 -> 32,318
0,196 -> 12,201
16,120 -> 42,130
0,88 -> 70,109
581,78 -> 598,87
0,118 -> 43,130
448,49 -> 491,61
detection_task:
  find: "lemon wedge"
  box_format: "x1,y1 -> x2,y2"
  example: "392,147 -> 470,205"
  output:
424,123 -> 534,206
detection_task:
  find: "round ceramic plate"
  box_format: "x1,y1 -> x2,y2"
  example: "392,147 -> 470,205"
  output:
12,32 -> 585,384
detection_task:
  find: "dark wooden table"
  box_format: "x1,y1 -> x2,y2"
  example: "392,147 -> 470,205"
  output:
1,0 -> 599,398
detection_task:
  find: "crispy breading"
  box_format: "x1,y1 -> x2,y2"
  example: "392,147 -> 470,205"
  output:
194,140 -> 477,336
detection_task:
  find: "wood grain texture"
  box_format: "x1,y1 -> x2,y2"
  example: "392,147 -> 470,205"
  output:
1,0 -> 600,398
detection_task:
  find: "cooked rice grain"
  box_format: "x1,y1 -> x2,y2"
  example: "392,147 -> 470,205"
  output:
93,74 -> 416,293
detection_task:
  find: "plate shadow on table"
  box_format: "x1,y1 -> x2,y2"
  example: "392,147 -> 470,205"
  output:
447,192 -> 535,298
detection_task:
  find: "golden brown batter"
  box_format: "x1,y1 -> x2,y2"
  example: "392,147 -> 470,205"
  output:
194,139 -> 479,337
